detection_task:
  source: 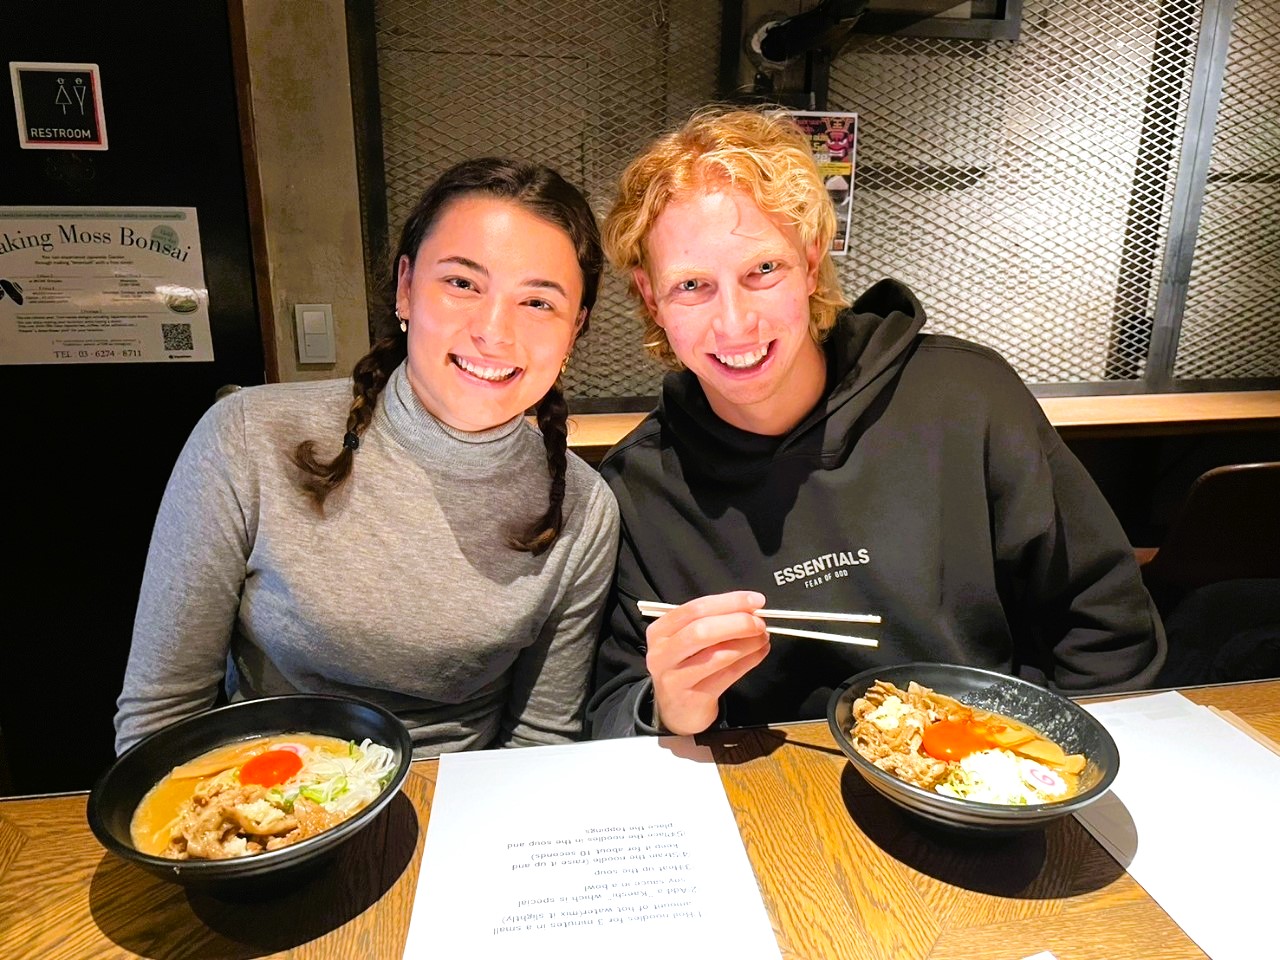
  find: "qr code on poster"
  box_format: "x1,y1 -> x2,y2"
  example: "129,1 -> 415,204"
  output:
162,323 -> 194,351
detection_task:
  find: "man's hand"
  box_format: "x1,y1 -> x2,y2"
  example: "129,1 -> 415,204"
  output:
645,591 -> 771,735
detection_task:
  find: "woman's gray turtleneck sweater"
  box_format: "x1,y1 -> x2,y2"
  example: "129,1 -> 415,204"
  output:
115,362 -> 619,757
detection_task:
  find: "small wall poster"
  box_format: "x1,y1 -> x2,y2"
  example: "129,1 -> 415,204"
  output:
0,207 -> 214,364
789,111 -> 858,256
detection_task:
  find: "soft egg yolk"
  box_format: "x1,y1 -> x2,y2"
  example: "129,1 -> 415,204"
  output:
920,718 -> 997,762
239,749 -> 304,787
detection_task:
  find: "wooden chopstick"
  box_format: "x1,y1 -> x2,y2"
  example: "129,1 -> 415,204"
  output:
636,601 -> 879,647
750,625 -> 878,647
636,600 -> 881,624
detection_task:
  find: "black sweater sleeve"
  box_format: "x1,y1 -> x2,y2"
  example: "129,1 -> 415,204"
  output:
987,387 -> 1167,692
586,517 -> 661,738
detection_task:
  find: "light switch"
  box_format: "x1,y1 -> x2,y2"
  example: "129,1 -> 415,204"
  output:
294,303 -> 336,364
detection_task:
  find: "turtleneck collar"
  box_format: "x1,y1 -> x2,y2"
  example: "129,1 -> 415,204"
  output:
375,360 -> 531,474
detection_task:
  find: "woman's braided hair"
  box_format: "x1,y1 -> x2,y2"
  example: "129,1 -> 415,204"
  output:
292,157 -> 602,556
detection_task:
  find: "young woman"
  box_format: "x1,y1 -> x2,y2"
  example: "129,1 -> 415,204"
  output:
115,158 -> 620,756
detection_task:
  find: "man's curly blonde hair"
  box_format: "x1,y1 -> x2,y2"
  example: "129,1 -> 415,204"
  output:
604,107 -> 848,367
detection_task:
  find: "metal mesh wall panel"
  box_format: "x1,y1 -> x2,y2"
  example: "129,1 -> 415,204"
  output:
826,0 -> 1201,383
1175,0 -> 1280,379
372,0 -> 1269,399
374,0 -> 719,399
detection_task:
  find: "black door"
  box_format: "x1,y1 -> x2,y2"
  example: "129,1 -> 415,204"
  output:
1,1 -> 266,793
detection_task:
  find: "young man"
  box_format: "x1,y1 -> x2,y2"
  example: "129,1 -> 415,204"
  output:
588,108 -> 1165,738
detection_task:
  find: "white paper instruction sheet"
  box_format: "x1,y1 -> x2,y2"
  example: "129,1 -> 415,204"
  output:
404,736 -> 781,959
1078,691 -> 1280,960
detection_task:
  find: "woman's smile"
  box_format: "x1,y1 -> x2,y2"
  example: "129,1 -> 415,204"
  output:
450,353 -> 520,383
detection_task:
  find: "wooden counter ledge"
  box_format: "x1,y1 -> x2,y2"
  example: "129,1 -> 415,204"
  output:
560,390 -> 1280,460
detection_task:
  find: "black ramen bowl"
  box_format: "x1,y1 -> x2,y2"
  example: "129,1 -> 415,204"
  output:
87,694 -> 413,897
827,662 -> 1119,833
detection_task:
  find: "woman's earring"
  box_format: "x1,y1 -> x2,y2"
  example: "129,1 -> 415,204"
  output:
560,352 -> 572,375
396,308 -> 407,334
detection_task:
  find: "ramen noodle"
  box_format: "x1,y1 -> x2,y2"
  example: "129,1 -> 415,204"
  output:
130,734 -> 396,859
849,680 -> 1085,804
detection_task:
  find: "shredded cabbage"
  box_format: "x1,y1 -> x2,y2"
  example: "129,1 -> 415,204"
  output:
273,739 -> 397,817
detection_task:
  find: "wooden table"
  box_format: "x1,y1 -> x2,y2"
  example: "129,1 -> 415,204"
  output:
3,680 -> 1277,959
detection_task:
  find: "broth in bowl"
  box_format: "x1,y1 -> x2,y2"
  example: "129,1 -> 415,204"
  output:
132,733 -> 396,859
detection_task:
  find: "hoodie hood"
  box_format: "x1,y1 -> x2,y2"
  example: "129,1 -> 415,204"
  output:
658,278 -> 927,478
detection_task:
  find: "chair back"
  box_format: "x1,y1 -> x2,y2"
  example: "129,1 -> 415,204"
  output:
1142,461 -> 1280,599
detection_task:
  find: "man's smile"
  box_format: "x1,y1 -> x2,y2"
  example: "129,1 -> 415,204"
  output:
713,342 -> 771,370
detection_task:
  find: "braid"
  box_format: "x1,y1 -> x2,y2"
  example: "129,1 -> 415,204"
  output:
292,335 -> 406,511
510,383 -> 569,555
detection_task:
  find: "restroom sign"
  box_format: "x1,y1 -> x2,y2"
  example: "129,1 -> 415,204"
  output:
9,62 -> 108,150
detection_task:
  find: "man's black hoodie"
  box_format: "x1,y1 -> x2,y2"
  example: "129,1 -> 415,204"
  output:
588,279 -> 1165,737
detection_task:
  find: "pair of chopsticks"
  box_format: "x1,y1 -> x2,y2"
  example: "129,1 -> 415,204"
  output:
636,600 -> 880,647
